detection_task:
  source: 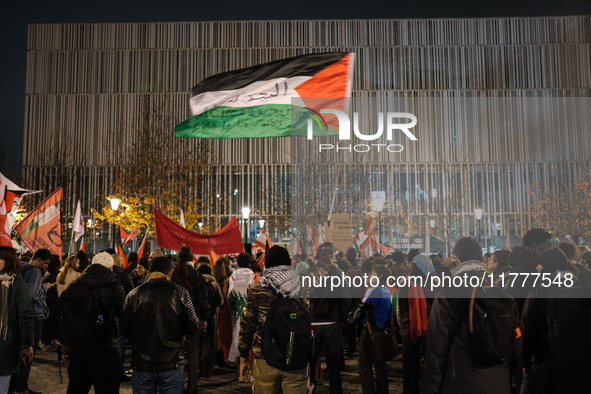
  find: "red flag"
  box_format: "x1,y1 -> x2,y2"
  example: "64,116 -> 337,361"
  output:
364,217 -> 379,255
305,218 -> 317,253
120,226 -> 129,243
297,239 -> 303,255
123,224 -> 139,246
208,248 -> 219,268
137,229 -> 149,259
14,187 -> 63,256
0,187 -> 12,247
252,229 -> 273,256
80,238 -> 86,252
380,243 -> 394,255
116,242 -> 129,268
154,208 -> 243,254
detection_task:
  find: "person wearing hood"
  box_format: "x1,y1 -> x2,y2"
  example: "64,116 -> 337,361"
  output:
424,237 -> 514,394
238,246 -> 306,393
227,252 -> 257,369
59,252 -> 126,393
396,253 -> 435,394
10,248 -> 51,394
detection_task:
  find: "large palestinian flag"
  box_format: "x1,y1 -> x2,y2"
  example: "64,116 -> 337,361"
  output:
175,52 -> 354,139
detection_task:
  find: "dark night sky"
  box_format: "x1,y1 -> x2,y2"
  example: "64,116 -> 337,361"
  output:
1,0 -> 589,180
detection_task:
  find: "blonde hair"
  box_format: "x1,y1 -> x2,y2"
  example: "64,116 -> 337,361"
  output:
112,254 -> 124,267
58,255 -> 79,284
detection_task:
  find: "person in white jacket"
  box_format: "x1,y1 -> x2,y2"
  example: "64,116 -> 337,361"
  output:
227,253 -> 256,374
57,255 -> 81,297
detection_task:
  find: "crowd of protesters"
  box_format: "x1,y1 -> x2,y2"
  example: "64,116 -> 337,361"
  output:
1,227 -> 590,393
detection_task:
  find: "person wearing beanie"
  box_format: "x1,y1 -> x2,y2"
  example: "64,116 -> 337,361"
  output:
238,246 -> 307,392
58,251 -> 125,393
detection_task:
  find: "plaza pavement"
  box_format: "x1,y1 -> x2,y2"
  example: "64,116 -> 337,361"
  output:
29,347 -> 404,393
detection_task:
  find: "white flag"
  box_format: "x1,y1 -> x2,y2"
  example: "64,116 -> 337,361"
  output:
180,209 -> 186,228
72,200 -> 84,241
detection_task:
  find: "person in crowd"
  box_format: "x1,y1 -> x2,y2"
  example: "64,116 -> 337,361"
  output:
238,246 -> 306,393
195,257 -> 223,378
294,254 -> 310,275
56,255 -> 81,297
557,240 -> 591,287
344,262 -> 365,359
581,251 -> 591,269
346,247 -> 359,266
123,252 -> 139,274
130,257 -> 149,288
227,253 -> 256,372
488,248 -> 512,285
111,254 -> 133,295
76,250 -> 91,272
0,247 -> 34,394
358,264 -> 393,394
305,242 -> 351,394
397,254 -> 435,394
508,228 -> 552,315
249,256 -> 262,278
59,252 -> 125,394
121,256 -> 199,394
43,254 -> 61,285
213,257 -> 231,301
521,247 -> 573,393
10,248 -> 52,394
170,246 -> 210,394
424,237 -> 516,393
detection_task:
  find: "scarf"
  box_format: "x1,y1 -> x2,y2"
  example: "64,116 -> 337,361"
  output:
260,266 -> 300,297
0,274 -> 16,340
451,260 -> 487,277
408,276 -> 428,342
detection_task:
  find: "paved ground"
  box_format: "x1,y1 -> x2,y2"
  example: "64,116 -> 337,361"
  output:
28,347 -> 404,393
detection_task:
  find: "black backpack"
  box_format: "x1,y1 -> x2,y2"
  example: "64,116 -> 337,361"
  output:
546,286 -> 591,362
261,293 -> 313,371
466,285 -> 520,366
58,282 -> 110,349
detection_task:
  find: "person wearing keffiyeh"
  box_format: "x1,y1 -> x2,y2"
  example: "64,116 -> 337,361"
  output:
238,245 -> 307,393
0,247 -> 34,394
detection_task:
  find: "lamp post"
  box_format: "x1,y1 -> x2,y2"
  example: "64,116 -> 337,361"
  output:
474,208 -> 483,245
373,196 -> 385,253
110,198 -> 120,249
198,222 -> 203,233
242,207 -> 250,244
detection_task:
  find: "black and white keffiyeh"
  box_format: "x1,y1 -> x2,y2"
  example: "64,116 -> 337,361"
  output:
260,266 -> 300,297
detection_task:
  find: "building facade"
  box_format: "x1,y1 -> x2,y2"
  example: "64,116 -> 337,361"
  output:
23,17 -> 591,252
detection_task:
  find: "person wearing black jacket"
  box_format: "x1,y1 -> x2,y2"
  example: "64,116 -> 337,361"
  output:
170,246 -> 209,394
120,256 -> 199,393
59,252 -> 126,394
424,237 -> 514,394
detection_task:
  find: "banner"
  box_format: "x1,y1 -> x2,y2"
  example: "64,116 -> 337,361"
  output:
154,208 -> 243,254
14,187 -> 63,256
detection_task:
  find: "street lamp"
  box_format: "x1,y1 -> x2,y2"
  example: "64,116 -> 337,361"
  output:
198,222 -> 203,233
474,208 -> 483,245
242,207 -> 250,244
110,198 -> 120,211
110,197 -> 120,249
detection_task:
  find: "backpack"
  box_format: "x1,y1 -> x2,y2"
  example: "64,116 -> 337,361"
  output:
58,282 -> 110,349
466,285 -> 520,366
546,286 -> 591,362
261,294 -> 313,371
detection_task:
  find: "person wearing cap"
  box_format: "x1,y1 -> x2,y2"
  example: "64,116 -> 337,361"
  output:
59,251 -> 126,394
238,246 -> 306,393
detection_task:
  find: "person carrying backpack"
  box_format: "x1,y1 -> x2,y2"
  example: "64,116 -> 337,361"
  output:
238,246 -> 309,393
57,252 -> 125,394
423,237 -> 520,394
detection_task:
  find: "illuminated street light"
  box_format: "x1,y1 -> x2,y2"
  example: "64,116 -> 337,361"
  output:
110,198 -> 120,211
242,207 -> 250,244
